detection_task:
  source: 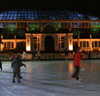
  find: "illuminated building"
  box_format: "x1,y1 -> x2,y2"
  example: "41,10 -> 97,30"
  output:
0,9 -> 100,53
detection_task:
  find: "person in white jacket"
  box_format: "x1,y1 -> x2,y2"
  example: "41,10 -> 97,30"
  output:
22,51 -> 26,60
37,50 -> 41,60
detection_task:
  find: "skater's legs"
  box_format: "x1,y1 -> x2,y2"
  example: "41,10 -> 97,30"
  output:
72,66 -> 80,80
75,66 -> 80,80
17,71 -> 20,79
13,72 -> 17,78
12,72 -> 16,82
16,71 -> 21,82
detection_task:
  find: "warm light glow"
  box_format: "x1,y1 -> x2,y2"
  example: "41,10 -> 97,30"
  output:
68,62 -> 74,74
69,45 -> 73,50
26,46 -> 31,51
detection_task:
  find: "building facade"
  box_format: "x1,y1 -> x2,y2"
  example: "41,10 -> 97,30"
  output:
0,9 -> 100,53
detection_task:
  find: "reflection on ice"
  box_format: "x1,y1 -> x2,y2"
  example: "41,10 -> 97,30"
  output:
0,60 -> 100,96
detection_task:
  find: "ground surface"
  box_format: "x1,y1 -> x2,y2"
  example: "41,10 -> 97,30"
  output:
0,60 -> 100,96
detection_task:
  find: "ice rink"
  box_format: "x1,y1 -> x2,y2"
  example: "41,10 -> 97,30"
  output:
0,60 -> 100,96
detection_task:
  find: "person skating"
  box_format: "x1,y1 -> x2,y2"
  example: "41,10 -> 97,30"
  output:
72,47 -> 82,81
88,51 -> 91,59
37,50 -> 41,60
11,53 -> 26,83
22,51 -> 26,60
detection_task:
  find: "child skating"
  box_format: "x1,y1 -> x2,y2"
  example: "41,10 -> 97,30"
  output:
11,53 -> 26,83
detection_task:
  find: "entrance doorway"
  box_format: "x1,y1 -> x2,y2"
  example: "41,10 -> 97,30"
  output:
45,36 -> 55,53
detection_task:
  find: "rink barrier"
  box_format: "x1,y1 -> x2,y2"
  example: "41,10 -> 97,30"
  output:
0,52 -> 100,60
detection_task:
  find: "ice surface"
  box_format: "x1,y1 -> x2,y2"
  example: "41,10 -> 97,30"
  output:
0,60 -> 100,96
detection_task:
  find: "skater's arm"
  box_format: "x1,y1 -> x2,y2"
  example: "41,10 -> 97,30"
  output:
23,64 -> 26,68
20,62 -> 26,68
18,58 -> 26,67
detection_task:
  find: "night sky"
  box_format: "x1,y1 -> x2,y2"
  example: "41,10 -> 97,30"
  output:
0,0 -> 100,18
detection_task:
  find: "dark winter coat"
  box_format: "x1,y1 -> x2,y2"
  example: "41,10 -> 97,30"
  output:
11,56 -> 24,72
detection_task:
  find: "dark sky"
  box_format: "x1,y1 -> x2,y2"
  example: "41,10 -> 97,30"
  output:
0,0 -> 100,17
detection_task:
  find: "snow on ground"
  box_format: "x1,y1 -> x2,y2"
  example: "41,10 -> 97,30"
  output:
0,60 -> 100,96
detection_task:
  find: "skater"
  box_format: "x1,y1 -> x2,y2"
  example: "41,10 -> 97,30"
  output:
11,53 -> 26,83
22,51 -> 26,60
0,59 -> 2,71
88,51 -> 91,59
32,51 -> 35,61
37,50 -> 41,60
72,47 -> 82,81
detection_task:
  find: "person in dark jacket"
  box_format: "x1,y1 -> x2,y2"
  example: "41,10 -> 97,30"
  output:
0,59 -> 2,71
88,51 -> 91,59
11,54 -> 26,83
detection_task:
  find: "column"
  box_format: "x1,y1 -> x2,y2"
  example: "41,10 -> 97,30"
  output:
67,28 -> 73,51
68,32 -> 73,51
25,33 -> 31,51
55,35 -> 58,51
41,34 -> 44,51
14,35 -> 16,49
89,34 -> 92,51
64,33 -> 68,50
0,35 -> 4,51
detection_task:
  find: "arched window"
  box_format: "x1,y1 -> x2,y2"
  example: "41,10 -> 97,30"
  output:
43,25 -> 56,33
